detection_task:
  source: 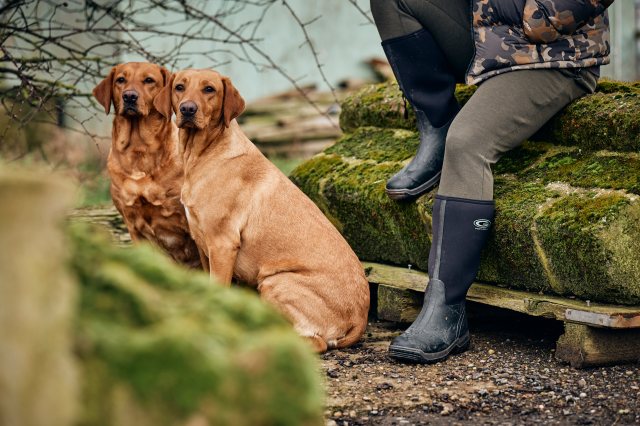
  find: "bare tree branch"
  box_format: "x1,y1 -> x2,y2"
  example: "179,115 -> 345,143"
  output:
0,0 -> 374,159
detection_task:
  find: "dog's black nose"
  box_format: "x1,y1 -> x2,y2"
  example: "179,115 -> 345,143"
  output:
122,90 -> 138,104
180,101 -> 198,116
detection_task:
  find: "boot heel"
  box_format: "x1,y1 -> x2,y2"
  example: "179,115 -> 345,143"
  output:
453,332 -> 471,354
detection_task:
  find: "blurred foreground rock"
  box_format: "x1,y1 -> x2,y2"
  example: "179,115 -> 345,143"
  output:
0,167 -> 78,426
0,168 -> 323,426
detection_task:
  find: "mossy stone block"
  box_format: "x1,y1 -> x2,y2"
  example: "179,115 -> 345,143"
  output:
340,80 -> 640,152
70,227 -> 323,426
291,127 -> 640,304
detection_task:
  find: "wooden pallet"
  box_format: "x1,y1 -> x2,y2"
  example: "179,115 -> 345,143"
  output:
363,262 -> 640,368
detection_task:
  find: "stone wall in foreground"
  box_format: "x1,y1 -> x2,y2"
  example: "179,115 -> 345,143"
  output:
290,80 -> 640,305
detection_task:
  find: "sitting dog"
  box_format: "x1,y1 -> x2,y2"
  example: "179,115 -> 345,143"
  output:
93,62 -> 200,268
153,69 -> 370,352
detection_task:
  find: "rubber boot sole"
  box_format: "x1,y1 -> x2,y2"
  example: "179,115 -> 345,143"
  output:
385,171 -> 441,201
387,332 -> 470,364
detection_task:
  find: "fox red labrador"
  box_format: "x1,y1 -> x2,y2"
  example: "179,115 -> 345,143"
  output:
154,69 -> 370,352
93,62 -> 200,267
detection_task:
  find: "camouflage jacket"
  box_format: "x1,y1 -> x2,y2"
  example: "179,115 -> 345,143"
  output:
467,0 -> 614,85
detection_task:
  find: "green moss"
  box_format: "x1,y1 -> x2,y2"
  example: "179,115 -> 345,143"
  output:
477,179 -> 559,292
325,161 -> 432,270
594,79 -> 640,94
525,151 -> 640,194
536,193 -> 639,303
339,82 -> 409,133
290,154 -> 346,193
492,142 -> 552,175
291,125 -> 640,304
290,154 -> 348,230
70,226 -> 323,426
324,127 -> 418,162
536,91 -> 640,152
341,81 -> 640,151
602,202 -> 640,303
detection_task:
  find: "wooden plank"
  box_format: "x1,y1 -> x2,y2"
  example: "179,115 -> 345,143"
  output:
377,285 -> 422,323
556,323 -> 640,368
363,262 -> 640,329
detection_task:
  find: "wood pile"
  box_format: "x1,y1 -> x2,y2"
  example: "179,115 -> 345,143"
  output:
239,58 -> 391,158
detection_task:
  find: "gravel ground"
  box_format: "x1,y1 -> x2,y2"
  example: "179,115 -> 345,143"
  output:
321,304 -> 640,425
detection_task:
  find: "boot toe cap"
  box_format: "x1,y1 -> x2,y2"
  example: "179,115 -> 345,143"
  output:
385,173 -> 413,191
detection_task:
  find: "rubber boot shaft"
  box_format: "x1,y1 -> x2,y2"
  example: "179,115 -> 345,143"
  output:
429,195 -> 495,304
381,29 -> 459,200
389,195 -> 495,363
381,28 -> 459,127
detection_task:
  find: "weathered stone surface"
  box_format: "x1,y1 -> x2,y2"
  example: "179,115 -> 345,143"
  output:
290,128 -> 640,305
71,226 -> 324,426
0,167 -> 78,426
339,80 -> 640,152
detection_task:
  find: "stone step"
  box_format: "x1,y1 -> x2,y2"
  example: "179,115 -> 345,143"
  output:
339,80 -> 640,152
290,127 -> 640,305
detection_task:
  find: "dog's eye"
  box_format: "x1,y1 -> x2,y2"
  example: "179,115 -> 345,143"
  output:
143,77 -> 155,84
204,86 -> 215,93
175,84 -> 185,92
115,77 -> 125,84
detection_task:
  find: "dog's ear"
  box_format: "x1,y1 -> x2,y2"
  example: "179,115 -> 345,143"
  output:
159,66 -> 171,86
93,67 -> 116,115
153,73 -> 175,120
221,76 -> 245,128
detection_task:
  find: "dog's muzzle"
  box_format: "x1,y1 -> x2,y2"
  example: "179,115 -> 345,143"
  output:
178,101 -> 198,127
122,90 -> 139,115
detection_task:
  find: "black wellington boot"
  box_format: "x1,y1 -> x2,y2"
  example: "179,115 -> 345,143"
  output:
388,195 -> 495,363
382,29 -> 459,201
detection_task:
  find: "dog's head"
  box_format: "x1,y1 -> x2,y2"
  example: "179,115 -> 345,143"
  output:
93,62 -> 171,118
153,69 -> 245,130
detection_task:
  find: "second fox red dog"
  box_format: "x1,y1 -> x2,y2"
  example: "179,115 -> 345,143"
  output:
153,68 -> 370,352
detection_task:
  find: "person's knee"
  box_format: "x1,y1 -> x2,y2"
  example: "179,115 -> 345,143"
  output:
444,125 -> 482,164
440,125 -> 494,199
370,0 -> 397,23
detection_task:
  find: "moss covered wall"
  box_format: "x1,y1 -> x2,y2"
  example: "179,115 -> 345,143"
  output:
340,81 -> 640,152
291,80 -> 640,305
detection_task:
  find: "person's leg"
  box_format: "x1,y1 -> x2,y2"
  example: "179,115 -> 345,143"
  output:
389,69 -> 589,363
439,69 -> 589,200
370,0 -> 472,79
370,0 -> 472,200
